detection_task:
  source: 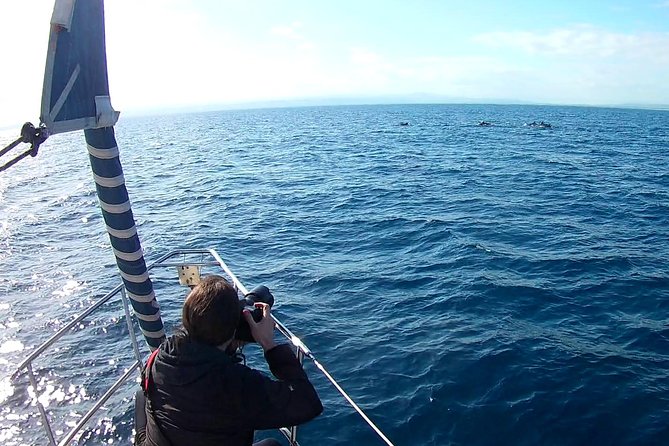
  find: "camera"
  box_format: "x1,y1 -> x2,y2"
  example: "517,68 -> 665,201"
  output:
235,285 -> 275,342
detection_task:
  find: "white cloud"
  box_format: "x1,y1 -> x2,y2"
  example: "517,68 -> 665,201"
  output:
105,7 -> 329,106
268,21 -> 316,54
2,1 -> 668,130
474,25 -> 669,61
270,22 -> 304,40
471,26 -> 669,104
337,48 -> 521,99
99,11 -> 669,109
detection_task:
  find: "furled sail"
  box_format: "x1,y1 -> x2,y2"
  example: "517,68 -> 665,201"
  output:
41,0 -> 119,134
42,0 -> 165,348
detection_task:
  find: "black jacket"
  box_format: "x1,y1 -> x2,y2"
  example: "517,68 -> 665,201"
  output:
141,332 -> 323,445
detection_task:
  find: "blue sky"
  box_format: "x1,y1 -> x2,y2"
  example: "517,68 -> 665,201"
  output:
1,0 -> 669,128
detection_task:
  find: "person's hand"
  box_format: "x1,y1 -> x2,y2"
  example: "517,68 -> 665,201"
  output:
242,302 -> 277,352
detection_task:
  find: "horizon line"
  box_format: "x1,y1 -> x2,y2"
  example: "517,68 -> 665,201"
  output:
2,99 -> 668,132
119,98 -> 669,119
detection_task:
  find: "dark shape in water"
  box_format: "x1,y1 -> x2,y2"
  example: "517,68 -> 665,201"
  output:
527,120 -> 552,129
399,122 -> 410,126
478,121 -> 492,126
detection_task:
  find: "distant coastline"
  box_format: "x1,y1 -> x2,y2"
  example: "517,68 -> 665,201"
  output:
2,98 -> 667,131
120,97 -> 669,120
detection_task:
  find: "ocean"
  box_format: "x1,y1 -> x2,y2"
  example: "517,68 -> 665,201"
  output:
0,104 -> 668,445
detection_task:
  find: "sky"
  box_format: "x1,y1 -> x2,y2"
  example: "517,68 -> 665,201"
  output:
1,0 -> 669,128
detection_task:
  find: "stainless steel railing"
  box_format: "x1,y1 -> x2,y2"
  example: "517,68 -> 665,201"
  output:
12,248 -> 394,446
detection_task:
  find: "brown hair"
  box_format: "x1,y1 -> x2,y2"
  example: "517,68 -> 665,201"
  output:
182,275 -> 240,345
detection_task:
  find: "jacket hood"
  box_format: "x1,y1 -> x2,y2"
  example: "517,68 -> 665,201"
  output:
154,331 -> 234,387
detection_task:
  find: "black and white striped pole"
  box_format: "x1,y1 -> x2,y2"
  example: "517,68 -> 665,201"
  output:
40,0 -> 166,350
85,126 -> 165,349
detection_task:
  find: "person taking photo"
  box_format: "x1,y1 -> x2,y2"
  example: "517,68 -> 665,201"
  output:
134,275 -> 323,446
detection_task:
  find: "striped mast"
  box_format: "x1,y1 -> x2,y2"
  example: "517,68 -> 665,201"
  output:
41,0 -> 164,348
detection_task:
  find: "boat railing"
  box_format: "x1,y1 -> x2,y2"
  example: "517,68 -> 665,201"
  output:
12,248 -> 394,446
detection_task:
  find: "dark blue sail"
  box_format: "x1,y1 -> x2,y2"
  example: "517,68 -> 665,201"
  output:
42,0 -> 165,348
41,0 -> 119,134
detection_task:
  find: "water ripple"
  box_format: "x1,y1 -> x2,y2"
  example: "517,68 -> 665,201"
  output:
2,105 -> 668,445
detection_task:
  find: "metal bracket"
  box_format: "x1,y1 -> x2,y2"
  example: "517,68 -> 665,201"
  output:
177,265 -> 201,287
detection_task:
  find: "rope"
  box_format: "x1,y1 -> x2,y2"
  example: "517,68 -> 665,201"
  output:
0,122 -> 48,173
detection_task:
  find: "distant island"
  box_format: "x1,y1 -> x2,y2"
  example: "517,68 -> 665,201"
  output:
120,94 -> 669,119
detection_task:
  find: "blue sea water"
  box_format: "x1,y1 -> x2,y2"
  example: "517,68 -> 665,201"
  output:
1,104 -> 668,445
